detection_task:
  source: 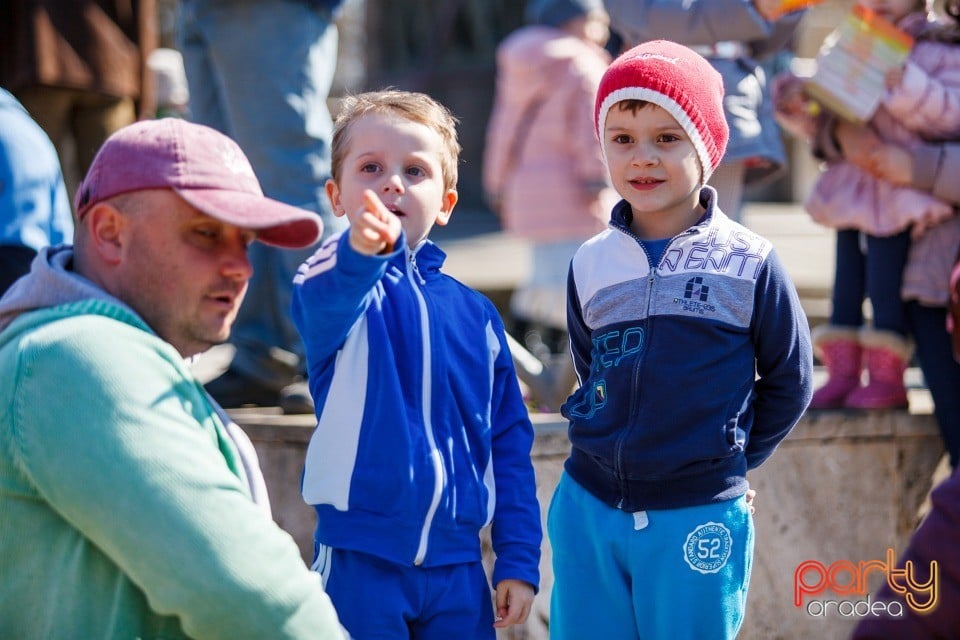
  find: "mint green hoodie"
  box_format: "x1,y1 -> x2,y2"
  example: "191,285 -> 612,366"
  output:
0,247 -> 347,639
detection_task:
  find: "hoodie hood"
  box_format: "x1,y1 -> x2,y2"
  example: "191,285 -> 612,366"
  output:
0,245 -> 142,335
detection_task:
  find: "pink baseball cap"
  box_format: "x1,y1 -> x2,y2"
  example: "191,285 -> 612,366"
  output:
75,118 -> 322,248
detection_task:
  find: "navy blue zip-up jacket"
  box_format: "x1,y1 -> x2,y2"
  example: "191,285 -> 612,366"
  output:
563,188 -> 813,512
291,231 -> 541,591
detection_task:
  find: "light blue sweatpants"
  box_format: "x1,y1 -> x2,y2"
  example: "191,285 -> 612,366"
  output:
548,472 -> 754,639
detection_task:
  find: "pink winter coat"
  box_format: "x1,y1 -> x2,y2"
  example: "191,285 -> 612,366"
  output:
903,214 -> 960,305
483,26 -> 615,243
805,15 -> 960,237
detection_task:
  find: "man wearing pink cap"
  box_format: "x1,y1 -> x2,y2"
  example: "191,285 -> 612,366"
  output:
0,119 -> 347,639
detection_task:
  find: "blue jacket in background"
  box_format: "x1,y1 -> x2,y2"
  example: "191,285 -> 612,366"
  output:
564,188 -> 813,512
0,88 -> 72,252
292,232 -> 542,590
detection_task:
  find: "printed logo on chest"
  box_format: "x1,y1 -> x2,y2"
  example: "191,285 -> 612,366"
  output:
661,226 -> 767,280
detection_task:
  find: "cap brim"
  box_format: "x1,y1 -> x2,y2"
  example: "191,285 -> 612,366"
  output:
176,188 -> 322,249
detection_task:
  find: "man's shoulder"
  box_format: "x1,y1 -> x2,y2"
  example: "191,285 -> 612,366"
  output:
2,303 -> 165,367
2,309 -> 194,420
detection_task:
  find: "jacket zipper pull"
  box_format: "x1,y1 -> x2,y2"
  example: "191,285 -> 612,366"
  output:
409,252 -> 426,285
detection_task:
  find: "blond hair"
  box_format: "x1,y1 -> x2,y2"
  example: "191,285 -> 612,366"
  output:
330,90 -> 461,191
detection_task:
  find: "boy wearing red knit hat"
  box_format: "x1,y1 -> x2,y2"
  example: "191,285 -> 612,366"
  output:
548,40 -> 814,638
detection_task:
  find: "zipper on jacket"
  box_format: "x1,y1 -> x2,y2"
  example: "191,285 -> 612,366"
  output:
609,222 -> 695,500
407,248 -> 445,565
409,250 -> 427,285
606,208 -> 711,499
608,224 -> 658,495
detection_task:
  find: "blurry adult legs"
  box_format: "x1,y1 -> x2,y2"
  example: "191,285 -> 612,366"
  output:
707,160 -> 746,222
906,301 -> 960,468
179,0 -> 347,403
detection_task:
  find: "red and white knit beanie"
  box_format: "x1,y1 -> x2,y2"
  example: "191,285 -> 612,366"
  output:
595,39 -> 728,184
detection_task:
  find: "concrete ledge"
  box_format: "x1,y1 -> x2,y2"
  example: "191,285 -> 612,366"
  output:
744,409 -> 944,639
233,404 -> 946,640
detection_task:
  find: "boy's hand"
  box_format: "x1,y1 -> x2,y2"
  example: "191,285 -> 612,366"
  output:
746,488 -> 757,515
348,189 -> 402,256
493,579 -> 535,629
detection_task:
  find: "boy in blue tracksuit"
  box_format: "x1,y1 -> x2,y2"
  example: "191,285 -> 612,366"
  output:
548,41 -> 814,639
291,90 -> 542,639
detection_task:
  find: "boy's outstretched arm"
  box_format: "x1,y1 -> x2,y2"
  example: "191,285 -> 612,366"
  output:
291,189 -> 404,365
493,579 -> 535,629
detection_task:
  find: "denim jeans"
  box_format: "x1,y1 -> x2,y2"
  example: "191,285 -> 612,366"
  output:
179,0 -> 347,388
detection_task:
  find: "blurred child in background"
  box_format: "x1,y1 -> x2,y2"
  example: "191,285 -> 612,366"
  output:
774,0 -> 960,410
483,0 -> 615,410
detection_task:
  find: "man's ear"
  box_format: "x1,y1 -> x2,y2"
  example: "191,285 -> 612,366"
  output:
83,202 -> 127,265
435,189 -> 458,227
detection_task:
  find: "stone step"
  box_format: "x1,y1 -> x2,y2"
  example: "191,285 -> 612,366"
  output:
232,398 -> 948,640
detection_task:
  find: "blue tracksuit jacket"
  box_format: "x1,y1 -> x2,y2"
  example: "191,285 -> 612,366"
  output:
291,231 -> 541,590
563,188 -> 813,512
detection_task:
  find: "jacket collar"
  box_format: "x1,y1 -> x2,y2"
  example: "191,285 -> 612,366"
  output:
609,185 -> 723,237
390,236 -> 447,278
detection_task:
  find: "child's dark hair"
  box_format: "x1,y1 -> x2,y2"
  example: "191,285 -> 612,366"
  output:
613,99 -> 653,116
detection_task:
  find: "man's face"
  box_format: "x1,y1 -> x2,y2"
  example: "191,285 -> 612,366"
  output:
114,190 -> 255,357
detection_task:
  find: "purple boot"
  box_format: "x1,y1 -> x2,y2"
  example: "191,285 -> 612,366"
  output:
809,325 -> 862,410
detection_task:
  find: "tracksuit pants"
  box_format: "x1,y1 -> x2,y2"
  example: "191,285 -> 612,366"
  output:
314,545 -> 495,639
548,472 -> 754,639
